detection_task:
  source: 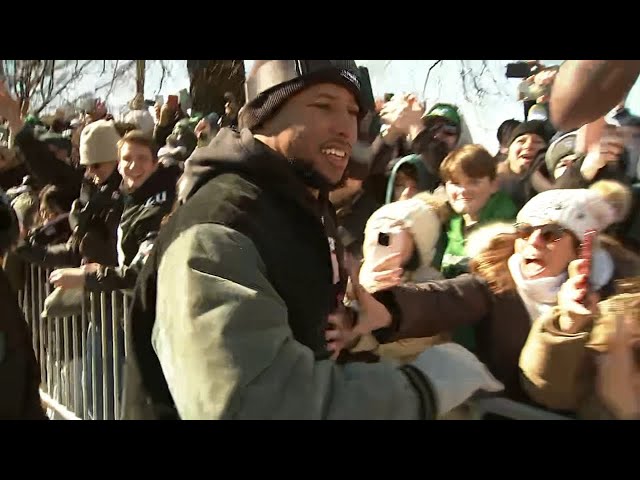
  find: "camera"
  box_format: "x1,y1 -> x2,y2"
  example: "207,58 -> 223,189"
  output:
506,62 -> 534,79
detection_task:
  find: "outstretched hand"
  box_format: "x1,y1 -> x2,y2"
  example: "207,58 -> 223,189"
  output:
0,81 -> 23,131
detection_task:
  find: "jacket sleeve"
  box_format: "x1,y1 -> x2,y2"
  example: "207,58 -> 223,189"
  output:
368,134 -> 398,176
373,274 -> 493,344
153,124 -> 175,149
13,125 -> 82,201
14,239 -> 81,268
152,223 -> 434,420
84,235 -> 156,292
554,156 -> 631,189
84,265 -> 135,293
519,307 -> 592,411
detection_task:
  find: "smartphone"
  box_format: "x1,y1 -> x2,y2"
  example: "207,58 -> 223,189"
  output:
506,62 -> 532,79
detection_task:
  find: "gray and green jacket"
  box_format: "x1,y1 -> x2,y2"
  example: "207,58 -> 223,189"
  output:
121,128 -> 436,420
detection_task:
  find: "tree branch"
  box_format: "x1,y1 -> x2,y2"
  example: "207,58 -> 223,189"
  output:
422,60 -> 443,98
93,60 -> 135,94
156,60 -> 168,94
33,60 -> 93,114
105,59 -> 120,101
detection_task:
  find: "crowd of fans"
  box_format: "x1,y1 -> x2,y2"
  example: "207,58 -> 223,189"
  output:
1,59 -> 639,420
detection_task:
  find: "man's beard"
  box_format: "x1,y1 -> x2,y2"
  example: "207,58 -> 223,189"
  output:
288,157 -> 336,191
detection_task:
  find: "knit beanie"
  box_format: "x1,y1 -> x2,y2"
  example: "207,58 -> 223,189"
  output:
544,131 -> 577,174
509,120 -> 552,146
238,60 -> 363,131
79,120 -> 120,166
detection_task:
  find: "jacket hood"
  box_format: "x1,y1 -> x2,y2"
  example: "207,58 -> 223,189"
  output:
179,127 -> 327,218
384,154 -> 430,204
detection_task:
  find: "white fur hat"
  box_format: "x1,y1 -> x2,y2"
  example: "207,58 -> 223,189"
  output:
517,189 -> 617,241
364,197 -> 442,270
79,120 -> 120,166
517,189 -> 617,289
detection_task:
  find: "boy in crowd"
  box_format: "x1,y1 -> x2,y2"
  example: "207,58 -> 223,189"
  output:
439,144 -> 518,279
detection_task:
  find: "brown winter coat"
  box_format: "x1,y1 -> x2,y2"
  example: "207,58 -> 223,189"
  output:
518,306 -> 615,419
375,274 -> 533,402
375,234 -> 640,404
519,243 -> 640,419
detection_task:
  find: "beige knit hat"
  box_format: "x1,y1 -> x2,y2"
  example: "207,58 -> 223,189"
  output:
79,120 -> 120,166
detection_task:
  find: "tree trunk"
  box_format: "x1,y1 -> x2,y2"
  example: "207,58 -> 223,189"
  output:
187,60 -> 245,116
136,60 -> 146,97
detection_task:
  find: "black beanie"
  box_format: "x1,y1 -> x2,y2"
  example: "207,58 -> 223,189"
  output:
508,120 -> 552,146
238,68 -> 363,131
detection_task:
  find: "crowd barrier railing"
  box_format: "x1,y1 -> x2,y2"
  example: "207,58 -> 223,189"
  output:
18,262 -> 571,420
19,263 -> 130,420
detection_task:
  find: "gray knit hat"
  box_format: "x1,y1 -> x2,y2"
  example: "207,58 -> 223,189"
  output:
238,60 -> 363,131
79,119 -> 120,166
544,131 -> 577,174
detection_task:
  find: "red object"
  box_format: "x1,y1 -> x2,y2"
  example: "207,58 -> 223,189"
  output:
580,229 -> 597,288
166,95 -> 179,110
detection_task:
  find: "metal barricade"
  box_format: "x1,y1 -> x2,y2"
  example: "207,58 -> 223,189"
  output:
18,262 -> 573,421
20,263 -> 130,420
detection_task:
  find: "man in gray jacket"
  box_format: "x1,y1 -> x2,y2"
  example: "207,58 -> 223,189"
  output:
122,60 -> 502,420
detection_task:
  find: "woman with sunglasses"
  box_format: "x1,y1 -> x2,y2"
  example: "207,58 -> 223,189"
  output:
520,256 -> 640,419
357,185 -> 635,405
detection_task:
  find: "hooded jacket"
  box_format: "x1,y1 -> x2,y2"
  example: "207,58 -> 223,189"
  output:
121,128 -> 435,420
13,124 -> 82,209
382,115 -> 474,205
84,164 -> 179,292
15,168 -> 123,268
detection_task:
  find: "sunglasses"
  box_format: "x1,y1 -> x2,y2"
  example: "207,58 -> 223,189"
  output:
515,222 -> 568,243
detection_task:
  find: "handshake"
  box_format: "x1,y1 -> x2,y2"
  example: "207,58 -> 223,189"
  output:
328,253 -> 504,417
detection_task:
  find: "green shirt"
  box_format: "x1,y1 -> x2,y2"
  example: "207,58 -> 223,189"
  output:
439,190 -> 518,351
441,190 -> 518,279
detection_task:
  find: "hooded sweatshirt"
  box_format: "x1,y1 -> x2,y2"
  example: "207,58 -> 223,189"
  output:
84,164 -> 179,292
122,127 -> 432,420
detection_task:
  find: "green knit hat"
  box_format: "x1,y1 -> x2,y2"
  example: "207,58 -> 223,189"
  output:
422,103 -> 461,128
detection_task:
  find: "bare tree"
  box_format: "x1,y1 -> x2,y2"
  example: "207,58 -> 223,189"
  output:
1,60 -> 95,115
187,60 -> 246,115
422,60 -> 443,98
419,60 -> 511,106
0,60 -> 144,117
